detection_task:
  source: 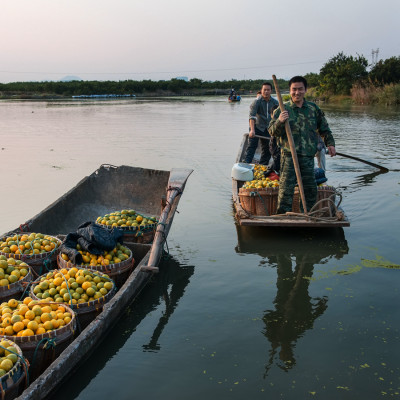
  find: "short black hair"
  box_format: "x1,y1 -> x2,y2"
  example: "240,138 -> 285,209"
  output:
262,82 -> 273,90
289,76 -> 307,90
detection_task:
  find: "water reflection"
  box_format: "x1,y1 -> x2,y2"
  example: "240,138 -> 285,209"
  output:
52,255 -> 194,399
235,226 -> 349,376
338,169 -> 389,193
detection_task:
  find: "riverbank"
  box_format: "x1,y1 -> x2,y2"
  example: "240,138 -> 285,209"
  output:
2,83 -> 399,105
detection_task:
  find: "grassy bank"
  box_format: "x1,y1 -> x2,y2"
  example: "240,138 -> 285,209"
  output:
304,84 -> 400,105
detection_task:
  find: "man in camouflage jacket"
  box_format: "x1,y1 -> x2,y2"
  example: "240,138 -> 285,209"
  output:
268,76 -> 336,214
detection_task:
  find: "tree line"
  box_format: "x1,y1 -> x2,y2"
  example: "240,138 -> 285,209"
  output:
0,77 -> 288,98
0,52 -> 399,102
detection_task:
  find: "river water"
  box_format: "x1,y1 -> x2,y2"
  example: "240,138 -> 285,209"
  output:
1,97 -> 400,399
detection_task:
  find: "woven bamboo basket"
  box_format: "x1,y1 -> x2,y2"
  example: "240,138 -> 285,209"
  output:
30,270 -> 116,331
0,234 -> 62,277
239,187 -> 279,216
0,267 -> 33,303
1,302 -> 76,381
0,339 -> 28,400
292,186 -> 336,214
57,249 -> 134,289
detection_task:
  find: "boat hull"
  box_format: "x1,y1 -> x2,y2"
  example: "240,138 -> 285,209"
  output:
7,164 -> 192,399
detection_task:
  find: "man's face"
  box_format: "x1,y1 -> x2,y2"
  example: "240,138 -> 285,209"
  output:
261,85 -> 272,99
290,82 -> 306,103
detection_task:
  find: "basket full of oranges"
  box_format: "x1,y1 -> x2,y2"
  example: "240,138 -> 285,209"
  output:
0,233 -> 61,276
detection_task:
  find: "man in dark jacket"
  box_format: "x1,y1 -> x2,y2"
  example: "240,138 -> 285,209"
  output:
244,82 -> 279,165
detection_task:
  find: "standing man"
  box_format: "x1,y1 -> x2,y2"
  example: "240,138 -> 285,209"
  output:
269,76 -> 336,214
244,82 -> 279,164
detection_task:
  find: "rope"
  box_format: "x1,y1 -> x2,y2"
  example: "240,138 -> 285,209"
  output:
0,344 -> 30,387
250,191 -> 269,216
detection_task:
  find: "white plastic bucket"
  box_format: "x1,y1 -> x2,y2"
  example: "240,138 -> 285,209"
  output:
231,163 -> 254,181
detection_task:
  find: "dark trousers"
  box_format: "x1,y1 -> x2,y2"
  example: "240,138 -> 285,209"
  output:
244,127 -> 271,165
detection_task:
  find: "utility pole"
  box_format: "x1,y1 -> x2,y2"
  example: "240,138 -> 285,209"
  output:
371,48 -> 379,67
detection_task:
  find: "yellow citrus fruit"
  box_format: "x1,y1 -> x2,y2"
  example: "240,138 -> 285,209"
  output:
12,321 -> 24,332
7,299 -> 18,308
36,327 -> 46,335
43,321 -> 53,331
40,313 -> 52,323
3,325 -> 14,336
21,329 -> 34,336
27,320 -> 38,331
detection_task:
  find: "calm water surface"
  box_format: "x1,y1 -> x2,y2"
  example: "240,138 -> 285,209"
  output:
1,97 -> 400,399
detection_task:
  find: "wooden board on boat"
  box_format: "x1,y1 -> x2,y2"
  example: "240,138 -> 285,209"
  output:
4,164 -> 192,400
232,134 -> 350,228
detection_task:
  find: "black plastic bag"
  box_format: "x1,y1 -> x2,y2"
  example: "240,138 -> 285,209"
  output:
60,222 -> 123,264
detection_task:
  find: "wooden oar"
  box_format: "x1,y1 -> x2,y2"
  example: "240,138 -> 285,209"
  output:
141,168 -> 193,272
336,152 -> 389,172
272,75 -> 308,214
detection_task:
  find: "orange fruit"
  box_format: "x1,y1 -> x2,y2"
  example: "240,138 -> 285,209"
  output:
41,306 -> 52,314
7,299 -> 18,308
23,297 -> 33,306
32,305 -> 42,316
57,306 -> 66,313
18,306 -> 29,316
43,321 -> 53,331
12,321 -> 24,332
81,282 -> 91,290
10,315 -> 22,324
40,313 -> 52,323
4,326 -> 14,336
51,319 -> 59,329
24,310 -> 35,320
27,321 -> 38,331
36,327 -> 46,335
21,329 -> 34,336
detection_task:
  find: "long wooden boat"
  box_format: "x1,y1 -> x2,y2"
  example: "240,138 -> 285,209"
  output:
3,164 -> 192,399
232,134 -> 350,228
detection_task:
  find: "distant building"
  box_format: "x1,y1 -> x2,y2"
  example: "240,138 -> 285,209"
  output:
60,75 -> 82,82
175,76 -> 188,82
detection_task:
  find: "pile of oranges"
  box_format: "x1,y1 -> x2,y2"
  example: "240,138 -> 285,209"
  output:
0,339 -> 21,376
60,242 -> 131,267
32,268 -> 114,305
95,209 -> 157,230
242,164 -> 279,189
0,233 -> 60,256
0,256 -> 30,286
0,297 -> 73,337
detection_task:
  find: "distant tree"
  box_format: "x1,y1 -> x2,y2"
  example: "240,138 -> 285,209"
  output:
303,72 -> 320,88
319,52 -> 368,95
369,56 -> 400,85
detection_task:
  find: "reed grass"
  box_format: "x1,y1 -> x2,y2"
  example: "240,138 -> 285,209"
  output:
351,83 -> 400,105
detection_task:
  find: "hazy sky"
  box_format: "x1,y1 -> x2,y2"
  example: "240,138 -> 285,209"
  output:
1,0 -> 399,83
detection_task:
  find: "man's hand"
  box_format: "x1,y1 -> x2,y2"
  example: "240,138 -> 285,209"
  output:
278,110 -> 289,123
249,129 -> 255,138
327,146 -> 336,157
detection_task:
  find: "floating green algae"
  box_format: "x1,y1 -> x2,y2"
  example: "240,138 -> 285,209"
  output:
361,255 -> 400,270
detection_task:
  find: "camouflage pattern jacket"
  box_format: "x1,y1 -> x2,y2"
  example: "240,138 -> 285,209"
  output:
268,99 -> 335,157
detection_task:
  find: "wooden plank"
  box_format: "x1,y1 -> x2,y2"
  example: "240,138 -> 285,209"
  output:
142,168 -> 193,272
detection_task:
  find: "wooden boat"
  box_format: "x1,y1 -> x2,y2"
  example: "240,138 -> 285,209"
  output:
232,134 -> 350,228
3,164 -> 192,400
228,95 -> 241,102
